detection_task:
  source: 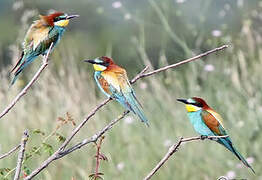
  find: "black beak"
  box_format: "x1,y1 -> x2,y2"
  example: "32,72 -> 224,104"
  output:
176,98 -> 188,104
66,14 -> 79,19
84,59 -> 95,64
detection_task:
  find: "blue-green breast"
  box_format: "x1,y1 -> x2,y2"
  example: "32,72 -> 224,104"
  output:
187,110 -> 214,136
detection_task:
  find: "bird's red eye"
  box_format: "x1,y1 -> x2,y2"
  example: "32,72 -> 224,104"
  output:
54,17 -> 60,22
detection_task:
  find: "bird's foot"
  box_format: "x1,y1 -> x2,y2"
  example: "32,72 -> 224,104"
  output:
209,137 -> 218,141
42,55 -> 48,63
107,95 -> 114,100
200,135 -> 208,140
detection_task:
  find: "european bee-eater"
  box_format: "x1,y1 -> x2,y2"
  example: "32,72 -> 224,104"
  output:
10,12 -> 79,85
84,56 -> 149,126
177,97 -> 255,173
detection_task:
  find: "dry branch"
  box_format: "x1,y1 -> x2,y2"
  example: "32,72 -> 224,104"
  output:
0,144 -> 20,160
58,111 -> 129,158
143,135 -> 229,180
14,130 -> 29,180
24,45 -> 228,179
135,45 -> 229,80
0,43 -> 54,120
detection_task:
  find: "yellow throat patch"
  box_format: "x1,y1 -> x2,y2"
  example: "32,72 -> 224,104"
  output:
185,104 -> 201,112
54,19 -> 69,27
93,64 -> 107,71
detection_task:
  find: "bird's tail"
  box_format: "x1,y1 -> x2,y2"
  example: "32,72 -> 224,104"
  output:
120,92 -> 149,126
10,63 -> 25,86
218,137 -> 255,174
10,54 -> 36,86
10,52 -> 24,73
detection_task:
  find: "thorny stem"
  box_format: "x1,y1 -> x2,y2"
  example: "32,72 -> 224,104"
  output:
94,137 -> 105,179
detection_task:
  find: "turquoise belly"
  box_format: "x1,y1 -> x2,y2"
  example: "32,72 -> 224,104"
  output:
187,110 -> 214,136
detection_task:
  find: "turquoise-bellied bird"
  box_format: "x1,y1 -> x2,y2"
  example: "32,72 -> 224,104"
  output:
10,12 -> 79,85
84,56 -> 149,126
177,97 -> 255,173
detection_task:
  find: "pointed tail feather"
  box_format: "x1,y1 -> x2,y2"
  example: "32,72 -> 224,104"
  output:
10,75 -> 19,86
218,138 -> 255,174
10,54 -> 37,86
123,92 -> 149,126
230,145 -> 256,174
10,62 -> 25,86
10,51 -> 24,73
135,108 -> 149,127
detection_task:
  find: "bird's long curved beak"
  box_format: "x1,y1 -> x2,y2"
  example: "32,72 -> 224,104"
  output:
176,98 -> 188,104
84,59 -> 95,64
66,14 -> 79,19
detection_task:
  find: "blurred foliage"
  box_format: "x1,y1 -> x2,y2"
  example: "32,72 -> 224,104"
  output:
0,0 -> 262,179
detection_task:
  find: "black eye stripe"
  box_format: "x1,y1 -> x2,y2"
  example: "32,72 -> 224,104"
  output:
188,102 -> 203,107
96,62 -> 109,66
54,16 -> 67,22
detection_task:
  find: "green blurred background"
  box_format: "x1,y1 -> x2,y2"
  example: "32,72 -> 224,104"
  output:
0,0 -> 261,179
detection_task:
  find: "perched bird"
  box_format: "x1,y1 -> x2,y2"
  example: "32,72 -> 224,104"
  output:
177,97 -> 255,173
84,56 -> 149,126
10,11 -> 79,85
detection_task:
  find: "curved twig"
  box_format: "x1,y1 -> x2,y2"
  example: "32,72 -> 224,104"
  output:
0,43 -> 54,120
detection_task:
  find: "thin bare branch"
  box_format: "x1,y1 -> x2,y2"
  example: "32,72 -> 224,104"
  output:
130,66 -> 149,84
136,45 -> 229,81
24,111 -> 129,180
57,111 -> 129,158
14,130 -> 29,180
0,144 -> 20,160
143,135 -> 229,180
58,98 -> 112,152
24,45 -> 228,179
0,43 -> 54,120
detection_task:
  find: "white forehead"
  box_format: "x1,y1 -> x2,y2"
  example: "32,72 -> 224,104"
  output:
94,58 -> 104,63
187,98 -> 195,103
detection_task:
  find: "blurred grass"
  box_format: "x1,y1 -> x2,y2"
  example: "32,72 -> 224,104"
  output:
0,0 -> 262,179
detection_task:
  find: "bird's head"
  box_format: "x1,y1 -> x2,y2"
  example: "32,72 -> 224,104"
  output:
177,97 -> 209,112
40,12 -> 79,27
84,56 -> 114,71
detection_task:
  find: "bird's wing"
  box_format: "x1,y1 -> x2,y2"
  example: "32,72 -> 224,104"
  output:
101,68 -> 148,124
11,25 -> 57,78
116,70 -> 144,107
23,20 -> 50,52
201,109 -> 227,136
101,71 -> 121,92
101,67 -> 130,93
115,68 -> 132,93
10,51 -> 24,73
202,109 -> 255,173
97,75 -> 112,97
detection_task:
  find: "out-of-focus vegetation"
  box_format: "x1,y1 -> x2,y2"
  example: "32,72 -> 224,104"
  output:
0,0 -> 261,179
